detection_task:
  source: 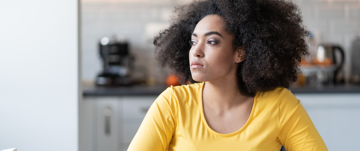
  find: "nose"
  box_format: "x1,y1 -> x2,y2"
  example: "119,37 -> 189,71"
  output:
191,42 -> 205,58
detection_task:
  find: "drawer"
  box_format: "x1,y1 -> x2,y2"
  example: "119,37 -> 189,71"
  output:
122,122 -> 142,144
121,143 -> 130,151
122,96 -> 157,120
94,97 -> 121,151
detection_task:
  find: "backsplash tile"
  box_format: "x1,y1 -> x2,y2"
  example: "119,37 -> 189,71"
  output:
331,20 -> 359,34
348,6 -> 360,18
81,0 -> 360,82
317,6 -> 344,19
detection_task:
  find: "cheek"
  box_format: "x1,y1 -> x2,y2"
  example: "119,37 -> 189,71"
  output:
207,50 -> 234,69
210,58 -> 233,72
188,50 -> 193,63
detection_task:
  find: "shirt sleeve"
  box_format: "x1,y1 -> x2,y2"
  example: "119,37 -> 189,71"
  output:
277,89 -> 328,151
128,87 -> 177,151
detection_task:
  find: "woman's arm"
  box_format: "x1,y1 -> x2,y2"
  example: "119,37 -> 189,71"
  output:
277,90 -> 328,151
128,88 -> 176,151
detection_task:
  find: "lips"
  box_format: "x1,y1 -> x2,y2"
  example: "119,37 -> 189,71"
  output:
191,60 -> 204,68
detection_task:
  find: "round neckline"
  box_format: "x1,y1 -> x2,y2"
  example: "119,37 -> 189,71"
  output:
198,82 -> 258,137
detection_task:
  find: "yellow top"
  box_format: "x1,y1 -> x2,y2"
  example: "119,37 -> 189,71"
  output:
128,82 -> 328,151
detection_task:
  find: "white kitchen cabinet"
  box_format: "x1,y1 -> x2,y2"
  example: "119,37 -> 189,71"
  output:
81,96 -> 157,151
122,97 -> 156,120
295,94 -> 360,151
80,97 -> 95,151
121,96 -> 157,149
95,97 -> 121,151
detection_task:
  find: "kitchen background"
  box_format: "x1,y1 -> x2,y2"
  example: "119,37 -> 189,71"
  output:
79,0 -> 360,151
81,0 -> 360,85
82,0 -> 192,85
2,0 -> 359,151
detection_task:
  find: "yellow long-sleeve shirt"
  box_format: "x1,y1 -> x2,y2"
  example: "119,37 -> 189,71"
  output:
128,82 -> 327,151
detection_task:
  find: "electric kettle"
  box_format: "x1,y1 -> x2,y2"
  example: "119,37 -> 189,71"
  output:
316,44 -> 345,84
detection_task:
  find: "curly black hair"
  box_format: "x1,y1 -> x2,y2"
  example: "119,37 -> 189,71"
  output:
154,0 -> 308,97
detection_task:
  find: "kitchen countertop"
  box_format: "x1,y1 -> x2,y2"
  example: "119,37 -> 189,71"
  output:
83,85 -> 167,96
289,84 -> 360,94
83,84 -> 360,96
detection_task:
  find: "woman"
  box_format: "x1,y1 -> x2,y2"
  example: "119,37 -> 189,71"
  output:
129,0 -> 328,150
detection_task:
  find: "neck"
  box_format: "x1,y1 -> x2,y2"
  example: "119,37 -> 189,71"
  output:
202,76 -> 250,110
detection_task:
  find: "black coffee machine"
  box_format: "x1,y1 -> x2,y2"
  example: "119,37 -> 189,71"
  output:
96,37 -> 134,86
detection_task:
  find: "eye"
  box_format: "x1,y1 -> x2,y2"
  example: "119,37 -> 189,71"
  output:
207,39 -> 218,45
189,40 -> 197,46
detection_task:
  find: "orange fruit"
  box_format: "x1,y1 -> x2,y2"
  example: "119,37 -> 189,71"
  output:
166,74 -> 181,87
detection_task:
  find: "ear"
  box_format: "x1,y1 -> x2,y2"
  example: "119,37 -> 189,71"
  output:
235,47 -> 246,63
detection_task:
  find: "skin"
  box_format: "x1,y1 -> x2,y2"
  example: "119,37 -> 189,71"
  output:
189,14 -> 254,134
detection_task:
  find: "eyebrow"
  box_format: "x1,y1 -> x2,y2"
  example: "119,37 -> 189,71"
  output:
191,31 -> 224,39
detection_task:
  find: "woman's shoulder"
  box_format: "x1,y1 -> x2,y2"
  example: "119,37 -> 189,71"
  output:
257,87 -> 299,108
163,82 -> 202,95
158,82 -> 203,103
254,87 -> 301,125
259,87 -> 294,98
154,83 -> 203,117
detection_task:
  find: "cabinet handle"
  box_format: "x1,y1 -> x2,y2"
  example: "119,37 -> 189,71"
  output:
104,107 -> 112,135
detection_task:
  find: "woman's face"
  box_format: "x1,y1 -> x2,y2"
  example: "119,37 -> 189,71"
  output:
189,14 -> 244,82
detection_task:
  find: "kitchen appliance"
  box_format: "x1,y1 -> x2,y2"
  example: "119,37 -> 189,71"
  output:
96,37 -> 134,86
350,36 -> 360,84
300,43 -> 345,85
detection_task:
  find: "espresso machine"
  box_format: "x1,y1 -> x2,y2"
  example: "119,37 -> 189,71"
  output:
96,36 -> 134,86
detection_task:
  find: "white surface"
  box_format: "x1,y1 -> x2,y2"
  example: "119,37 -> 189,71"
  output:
1,148 -> 17,151
95,98 -> 120,151
123,122 -> 142,144
122,96 -> 156,119
144,23 -> 170,40
80,96 -> 158,151
80,98 -> 95,151
295,94 -> 360,151
122,96 -> 157,144
0,0 -> 79,151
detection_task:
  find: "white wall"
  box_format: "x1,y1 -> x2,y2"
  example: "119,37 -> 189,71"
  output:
0,0 -> 79,151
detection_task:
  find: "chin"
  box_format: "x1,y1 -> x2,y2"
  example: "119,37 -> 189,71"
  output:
191,74 -> 207,82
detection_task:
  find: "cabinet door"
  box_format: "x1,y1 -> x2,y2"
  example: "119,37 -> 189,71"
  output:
80,97 -> 95,151
295,94 -> 360,150
95,97 -> 121,151
121,96 -> 157,150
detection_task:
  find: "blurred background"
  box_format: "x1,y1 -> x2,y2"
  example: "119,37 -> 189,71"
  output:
81,0 -> 360,150
81,0 -> 360,86
1,0 -> 360,151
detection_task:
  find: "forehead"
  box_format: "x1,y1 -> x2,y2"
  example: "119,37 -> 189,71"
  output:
193,14 -> 227,34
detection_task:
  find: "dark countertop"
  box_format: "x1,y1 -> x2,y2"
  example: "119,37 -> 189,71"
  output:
289,84 -> 360,94
83,85 -> 168,96
83,84 -> 360,97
